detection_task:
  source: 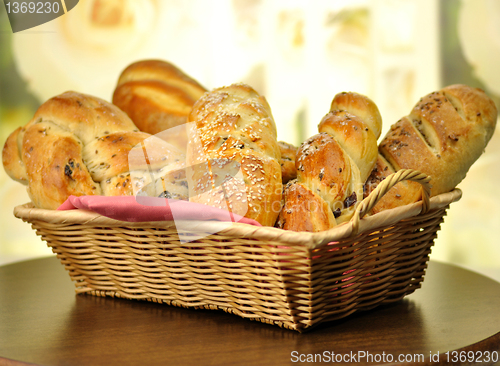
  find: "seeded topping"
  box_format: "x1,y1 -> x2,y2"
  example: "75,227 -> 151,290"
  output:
344,192 -> 357,208
187,84 -> 281,225
64,164 -> 73,178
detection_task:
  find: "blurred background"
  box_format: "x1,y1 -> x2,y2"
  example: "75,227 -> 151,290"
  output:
0,0 -> 499,280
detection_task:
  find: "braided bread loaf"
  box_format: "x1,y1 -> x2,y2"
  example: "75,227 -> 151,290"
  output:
186,83 -> 282,227
277,92 -> 382,232
2,91 -> 187,209
364,84 -> 498,214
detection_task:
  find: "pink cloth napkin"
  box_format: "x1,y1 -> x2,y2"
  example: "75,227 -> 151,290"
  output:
58,195 -> 261,226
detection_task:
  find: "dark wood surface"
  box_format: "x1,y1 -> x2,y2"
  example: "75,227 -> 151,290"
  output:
0,257 -> 499,366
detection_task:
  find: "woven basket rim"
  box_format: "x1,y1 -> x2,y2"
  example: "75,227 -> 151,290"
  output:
13,188 -> 461,250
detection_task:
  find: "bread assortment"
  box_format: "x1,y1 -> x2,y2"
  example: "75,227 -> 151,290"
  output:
276,92 -> 382,232
2,57 -> 498,232
364,84 -> 497,214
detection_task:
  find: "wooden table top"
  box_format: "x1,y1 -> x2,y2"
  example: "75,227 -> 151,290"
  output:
0,257 -> 499,366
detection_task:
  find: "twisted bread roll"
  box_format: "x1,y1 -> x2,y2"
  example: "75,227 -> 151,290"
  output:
112,59 -> 207,144
277,92 -> 382,231
276,133 -> 352,231
364,84 -> 498,214
2,91 -> 187,209
329,92 -> 382,138
186,83 -> 282,227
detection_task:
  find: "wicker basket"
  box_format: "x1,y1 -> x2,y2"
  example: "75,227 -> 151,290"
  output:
14,169 -> 461,332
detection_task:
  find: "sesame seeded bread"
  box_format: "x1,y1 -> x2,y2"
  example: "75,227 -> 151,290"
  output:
365,84 -> 498,214
186,83 -> 282,227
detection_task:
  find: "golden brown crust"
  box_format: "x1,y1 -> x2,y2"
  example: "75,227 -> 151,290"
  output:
3,91 -> 188,209
82,131 -> 171,181
278,141 -> 297,184
116,59 -> 206,99
186,83 -> 282,227
2,91 -> 141,207
28,91 -> 139,144
379,85 -> 497,196
318,109 -> 378,182
276,180 -> 336,232
113,80 -> 195,134
368,84 -> 497,214
277,92 -> 381,232
113,59 -> 207,136
330,91 -> 383,139
296,133 -> 354,209
278,132 -> 362,231
22,121 -> 101,209
363,154 -> 422,214
2,127 -> 27,183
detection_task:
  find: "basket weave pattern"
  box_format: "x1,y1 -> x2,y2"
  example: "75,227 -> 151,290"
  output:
14,170 -> 461,332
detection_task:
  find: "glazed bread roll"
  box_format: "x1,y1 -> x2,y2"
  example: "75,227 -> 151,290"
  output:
329,91 -> 382,139
322,91 -> 382,181
277,92 -> 382,231
2,91 -> 187,209
112,59 -> 207,144
364,84 -> 498,214
318,112 -> 378,183
276,133 -> 355,231
186,83 -> 282,227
